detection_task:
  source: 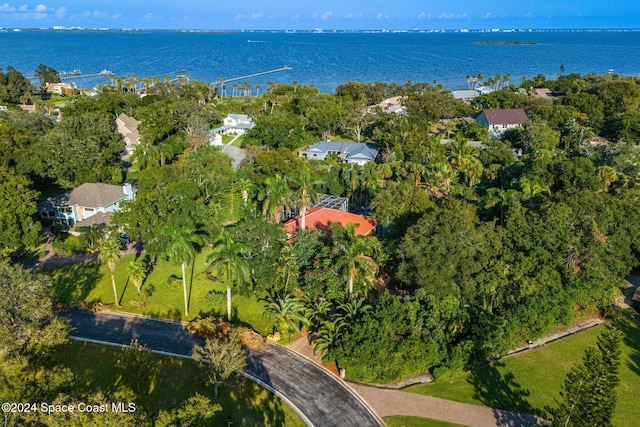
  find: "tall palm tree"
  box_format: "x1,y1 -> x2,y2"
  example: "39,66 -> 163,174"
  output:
287,166 -> 325,231
206,230 -> 251,321
261,174 -> 293,223
331,223 -> 380,296
165,225 -> 202,317
99,236 -> 122,307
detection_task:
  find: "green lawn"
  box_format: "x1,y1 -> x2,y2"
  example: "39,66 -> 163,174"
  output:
54,340 -> 305,426
384,416 -> 468,427
42,249 -> 273,335
407,316 -> 640,427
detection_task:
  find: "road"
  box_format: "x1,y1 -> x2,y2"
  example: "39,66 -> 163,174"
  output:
59,310 -> 384,427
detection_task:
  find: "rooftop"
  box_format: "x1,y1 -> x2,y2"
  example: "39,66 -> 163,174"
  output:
283,207 -> 377,236
480,108 -> 528,125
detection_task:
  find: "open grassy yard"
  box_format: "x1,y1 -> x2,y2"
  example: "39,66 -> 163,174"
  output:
407,316 -> 640,427
54,340 -> 305,426
42,249 -> 273,335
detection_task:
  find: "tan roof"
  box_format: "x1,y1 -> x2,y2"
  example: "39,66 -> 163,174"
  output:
54,183 -> 127,209
117,113 -> 140,130
481,108 -> 528,125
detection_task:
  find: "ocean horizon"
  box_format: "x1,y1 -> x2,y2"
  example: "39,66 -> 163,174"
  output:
2,30 -> 639,93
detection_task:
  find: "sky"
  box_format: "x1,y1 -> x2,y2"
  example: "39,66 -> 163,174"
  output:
0,1 -> 638,30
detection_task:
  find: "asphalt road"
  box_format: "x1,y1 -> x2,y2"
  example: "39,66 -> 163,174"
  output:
59,310 -> 384,427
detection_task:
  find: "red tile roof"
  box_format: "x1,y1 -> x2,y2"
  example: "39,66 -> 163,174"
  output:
283,207 -> 377,236
481,108 -> 528,125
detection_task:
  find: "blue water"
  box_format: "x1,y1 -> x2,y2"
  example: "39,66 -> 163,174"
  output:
2,30 -> 639,93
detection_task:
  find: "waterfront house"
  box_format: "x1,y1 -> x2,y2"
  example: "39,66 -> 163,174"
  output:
212,114 -> 255,135
115,113 -> 141,154
476,108 -> 528,140
39,182 -> 136,230
303,141 -> 379,165
45,82 -> 76,96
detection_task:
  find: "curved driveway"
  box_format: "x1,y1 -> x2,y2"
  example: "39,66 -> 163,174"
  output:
59,310 -> 383,427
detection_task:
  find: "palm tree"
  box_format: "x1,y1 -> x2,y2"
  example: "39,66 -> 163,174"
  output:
165,225 -> 202,317
99,236 -> 122,307
206,230 -> 251,321
287,166 -> 325,231
313,319 -> 346,361
331,222 -> 380,296
128,260 -> 148,294
483,187 -> 520,224
261,291 -> 307,339
261,174 -> 293,223
336,296 -> 372,323
275,245 -> 299,292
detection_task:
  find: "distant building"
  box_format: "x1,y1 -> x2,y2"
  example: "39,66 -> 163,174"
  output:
39,182 -> 136,230
303,141 -> 380,165
452,89 -> 480,102
115,113 -> 141,154
212,114 -> 255,135
373,96 -> 407,115
476,108 -> 528,140
45,82 -> 76,96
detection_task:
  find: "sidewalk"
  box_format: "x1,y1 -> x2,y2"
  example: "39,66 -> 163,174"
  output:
284,318 -> 605,427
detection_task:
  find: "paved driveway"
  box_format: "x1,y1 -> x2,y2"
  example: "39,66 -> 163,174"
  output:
59,310 -> 383,427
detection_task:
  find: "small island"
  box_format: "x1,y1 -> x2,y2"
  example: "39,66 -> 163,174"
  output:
474,40 -> 539,45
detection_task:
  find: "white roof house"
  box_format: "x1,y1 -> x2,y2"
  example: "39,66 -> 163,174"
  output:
212,114 -> 255,135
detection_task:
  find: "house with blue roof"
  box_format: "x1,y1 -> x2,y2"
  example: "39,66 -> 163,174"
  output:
304,141 -> 380,165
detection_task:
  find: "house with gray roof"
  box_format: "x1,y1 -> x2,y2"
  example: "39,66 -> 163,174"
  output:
476,108 -> 528,140
212,114 -> 255,135
39,182 -> 136,229
304,141 -> 380,165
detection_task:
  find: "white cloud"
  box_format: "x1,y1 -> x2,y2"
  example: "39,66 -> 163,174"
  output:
290,14 -> 300,21
55,6 -> 67,18
0,3 -> 17,12
418,12 -> 431,19
142,12 -> 161,21
34,4 -> 47,12
82,9 -> 108,18
376,13 -> 389,19
345,12 -> 361,19
438,13 -> 454,19
320,11 -> 332,21
18,5 -> 28,12
484,12 -> 492,19
249,13 -> 263,19
111,13 -> 122,20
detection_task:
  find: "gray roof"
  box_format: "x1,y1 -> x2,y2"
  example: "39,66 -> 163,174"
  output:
52,183 -> 128,209
307,141 -> 380,162
71,212 -> 113,232
228,114 -> 252,123
452,90 -> 480,99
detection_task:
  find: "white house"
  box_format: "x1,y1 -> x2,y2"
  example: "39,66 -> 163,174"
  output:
476,108 -> 528,140
212,114 -> 255,135
304,141 -> 380,165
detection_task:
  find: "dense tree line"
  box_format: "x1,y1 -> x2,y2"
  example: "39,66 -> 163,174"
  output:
1,66 -> 639,388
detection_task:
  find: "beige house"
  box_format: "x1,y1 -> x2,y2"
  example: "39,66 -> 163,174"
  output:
45,82 -> 76,96
116,113 -> 141,154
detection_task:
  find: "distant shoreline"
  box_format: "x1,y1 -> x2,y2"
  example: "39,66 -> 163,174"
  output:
474,40 -> 539,45
1,28 -> 639,35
